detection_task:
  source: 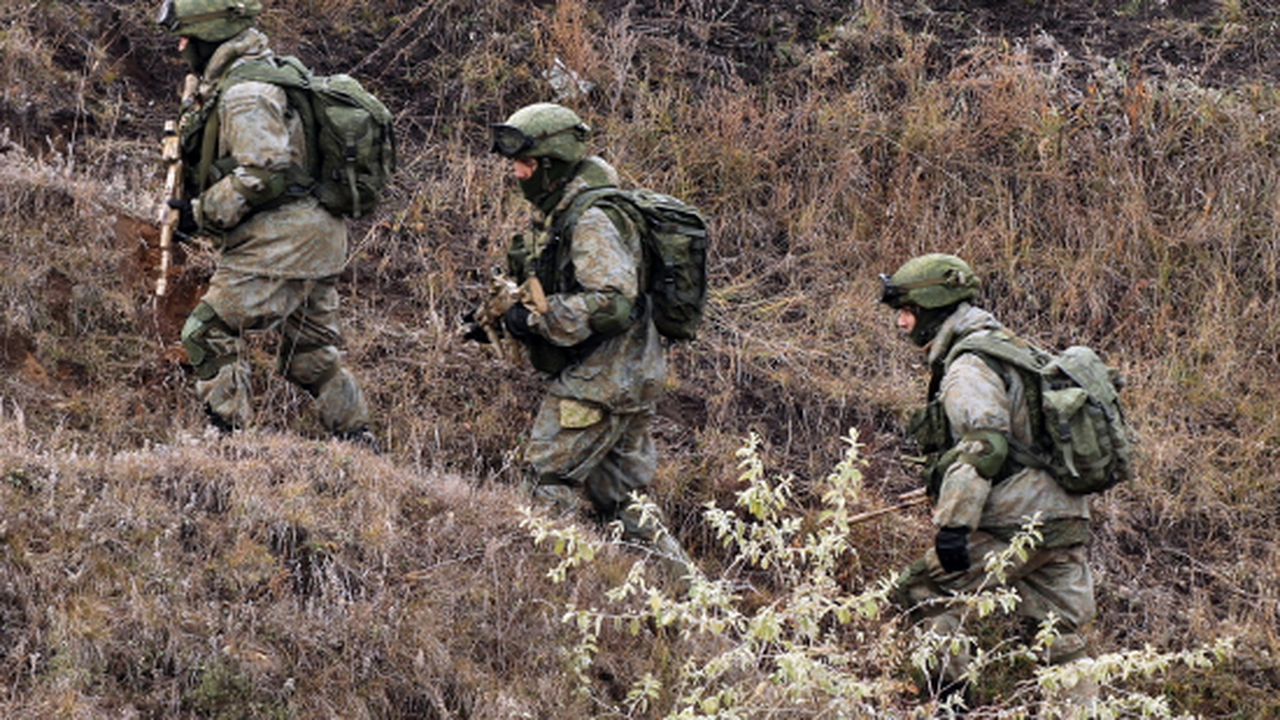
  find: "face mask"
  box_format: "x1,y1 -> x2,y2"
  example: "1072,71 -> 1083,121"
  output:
519,158 -> 577,210
910,305 -> 956,347
181,37 -> 221,74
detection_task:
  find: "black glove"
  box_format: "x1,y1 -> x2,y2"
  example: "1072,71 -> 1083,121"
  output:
460,310 -> 491,344
935,527 -> 971,573
503,303 -> 534,341
167,198 -> 198,237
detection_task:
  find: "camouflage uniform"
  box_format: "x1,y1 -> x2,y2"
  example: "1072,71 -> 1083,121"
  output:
896,303 -> 1095,684
508,157 -> 670,542
178,29 -> 370,435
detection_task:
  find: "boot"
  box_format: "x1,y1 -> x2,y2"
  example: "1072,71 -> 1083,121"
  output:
934,679 -> 970,718
618,502 -> 701,593
335,425 -> 381,454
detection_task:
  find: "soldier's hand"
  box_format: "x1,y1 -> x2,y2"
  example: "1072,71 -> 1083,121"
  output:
459,310 -> 493,344
935,527 -> 971,573
503,303 -> 535,341
168,198 -> 198,237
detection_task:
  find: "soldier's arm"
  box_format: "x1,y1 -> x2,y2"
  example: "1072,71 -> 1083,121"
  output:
932,353 -> 1011,531
196,80 -> 296,230
532,206 -> 639,346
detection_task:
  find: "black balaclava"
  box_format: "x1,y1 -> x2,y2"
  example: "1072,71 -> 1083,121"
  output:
181,37 -> 223,75
520,157 -> 580,212
910,303 -> 959,347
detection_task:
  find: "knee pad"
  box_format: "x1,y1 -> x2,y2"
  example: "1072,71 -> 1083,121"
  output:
182,302 -> 234,381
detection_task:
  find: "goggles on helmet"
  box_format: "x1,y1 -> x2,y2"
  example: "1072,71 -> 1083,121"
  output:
879,274 -> 907,307
156,0 -> 180,31
490,124 -> 538,158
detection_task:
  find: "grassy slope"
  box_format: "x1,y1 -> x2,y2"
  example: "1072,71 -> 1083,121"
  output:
2,0 -> 1280,715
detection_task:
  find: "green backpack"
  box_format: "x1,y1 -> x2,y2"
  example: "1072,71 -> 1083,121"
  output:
945,332 -> 1134,494
201,55 -> 396,219
553,187 -> 710,341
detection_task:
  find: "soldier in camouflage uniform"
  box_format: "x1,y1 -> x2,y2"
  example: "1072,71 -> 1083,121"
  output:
475,103 -> 694,579
880,254 -> 1097,713
156,0 -> 374,446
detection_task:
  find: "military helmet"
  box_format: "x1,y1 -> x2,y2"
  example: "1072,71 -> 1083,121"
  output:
880,253 -> 980,309
491,103 -> 590,162
156,0 -> 262,42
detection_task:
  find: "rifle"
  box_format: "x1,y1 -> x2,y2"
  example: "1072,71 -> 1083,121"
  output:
847,488 -> 930,525
467,267 -> 548,361
155,73 -> 198,298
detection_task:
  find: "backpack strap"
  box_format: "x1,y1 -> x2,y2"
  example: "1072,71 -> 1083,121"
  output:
195,57 -> 316,206
548,185 -> 648,296
942,331 -> 1054,477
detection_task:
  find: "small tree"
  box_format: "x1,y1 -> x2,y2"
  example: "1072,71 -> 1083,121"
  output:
523,430 -> 1230,718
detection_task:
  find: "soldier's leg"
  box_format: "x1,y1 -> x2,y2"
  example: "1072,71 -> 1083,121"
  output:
895,531 -> 1045,703
276,279 -> 371,438
525,401 -> 694,578
183,297 -> 251,432
525,396 -> 619,514
1014,545 -> 1098,710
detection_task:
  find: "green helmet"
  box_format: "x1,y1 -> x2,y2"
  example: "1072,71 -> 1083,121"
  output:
490,103 -> 590,162
879,253 -> 980,309
155,0 -> 262,42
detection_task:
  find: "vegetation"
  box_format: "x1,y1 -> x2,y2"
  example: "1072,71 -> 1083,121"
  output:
1,0 -> 1278,716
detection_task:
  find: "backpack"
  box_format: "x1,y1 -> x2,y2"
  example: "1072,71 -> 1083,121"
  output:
205,55 -> 396,219
945,332 -> 1134,494
553,187 -> 710,341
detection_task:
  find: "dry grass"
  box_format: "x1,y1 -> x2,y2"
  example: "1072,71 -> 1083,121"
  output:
2,0 -> 1280,715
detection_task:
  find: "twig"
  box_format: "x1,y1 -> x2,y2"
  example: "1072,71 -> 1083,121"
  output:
848,489 -> 930,525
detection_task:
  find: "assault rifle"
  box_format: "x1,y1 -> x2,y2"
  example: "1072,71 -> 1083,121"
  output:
467,267 -> 548,361
155,73 -> 198,298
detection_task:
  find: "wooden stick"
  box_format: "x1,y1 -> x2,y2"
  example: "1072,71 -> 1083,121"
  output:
155,74 -> 198,298
847,492 -> 930,525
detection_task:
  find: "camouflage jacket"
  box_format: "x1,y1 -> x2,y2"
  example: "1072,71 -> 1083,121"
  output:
182,29 -> 345,279
508,157 -> 666,413
926,304 -> 1090,545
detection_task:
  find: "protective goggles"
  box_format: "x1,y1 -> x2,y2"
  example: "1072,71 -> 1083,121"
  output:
490,124 -> 538,158
155,0 -> 179,30
879,274 -> 907,307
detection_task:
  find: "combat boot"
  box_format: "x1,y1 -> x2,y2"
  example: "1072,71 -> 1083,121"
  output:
619,502 -> 701,594
933,679 -> 970,718
335,425 -> 381,454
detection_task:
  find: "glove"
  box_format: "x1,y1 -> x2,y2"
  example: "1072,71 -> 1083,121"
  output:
459,310 -> 491,344
935,526 -> 971,573
167,198 -> 199,237
503,303 -> 535,342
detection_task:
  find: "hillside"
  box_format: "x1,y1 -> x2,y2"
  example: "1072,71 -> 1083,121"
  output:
3,0 -> 1280,717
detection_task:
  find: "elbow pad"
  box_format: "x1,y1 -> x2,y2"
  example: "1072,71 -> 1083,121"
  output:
955,429 -> 1009,479
586,292 -> 635,337
229,166 -> 288,208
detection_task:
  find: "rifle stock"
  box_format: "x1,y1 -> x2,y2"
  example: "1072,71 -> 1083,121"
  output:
155,73 -> 198,298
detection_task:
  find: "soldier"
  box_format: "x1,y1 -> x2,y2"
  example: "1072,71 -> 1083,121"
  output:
471,102 -> 695,581
156,0 -> 375,447
880,254 -> 1097,713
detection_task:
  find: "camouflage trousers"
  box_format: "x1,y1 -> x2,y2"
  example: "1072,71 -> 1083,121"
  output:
894,530 -> 1096,686
185,268 -> 369,434
526,396 -> 656,528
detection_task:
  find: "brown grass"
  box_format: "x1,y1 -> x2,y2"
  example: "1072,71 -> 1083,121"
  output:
2,0 -> 1280,715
